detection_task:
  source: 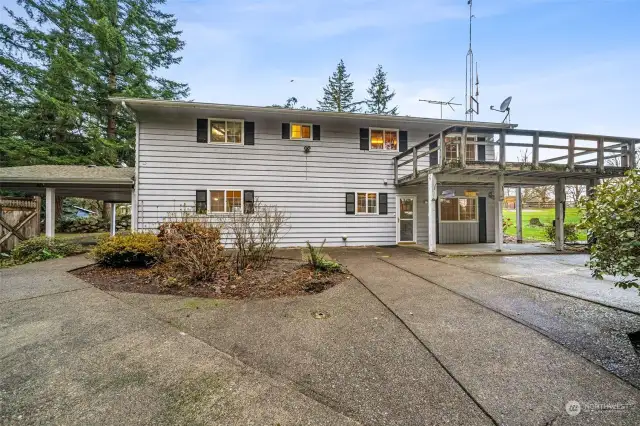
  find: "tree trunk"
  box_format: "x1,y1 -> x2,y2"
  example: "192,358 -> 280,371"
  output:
102,202 -> 112,222
55,196 -> 63,221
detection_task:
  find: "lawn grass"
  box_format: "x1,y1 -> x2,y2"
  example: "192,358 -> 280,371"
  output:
503,207 -> 587,242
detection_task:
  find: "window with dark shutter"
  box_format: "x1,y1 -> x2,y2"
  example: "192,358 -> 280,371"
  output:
197,119 -> 208,143
359,128 -> 369,150
477,145 -> 486,161
282,123 -> 290,139
345,192 -> 355,215
399,131 -> 408,152
195,190 -> 207,213
313,124 -> 321,141
244,122 -> 255,145
379,193 -> 388,215
244,190 -> 254,214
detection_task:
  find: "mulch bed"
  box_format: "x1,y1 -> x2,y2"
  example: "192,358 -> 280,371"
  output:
72,258 -> 349,299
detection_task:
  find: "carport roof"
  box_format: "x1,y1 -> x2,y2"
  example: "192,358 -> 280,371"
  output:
0,165 -> 134,184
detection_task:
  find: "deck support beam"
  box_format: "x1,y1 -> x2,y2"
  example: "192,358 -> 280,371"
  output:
131,188 -> 137,232
427,173 -> 437,253
494,174 -> 504,252
460,127 -> 468,168
110,203 -> 117,236
555,178 -> 566,251
45,187 -> 55,238
515,186 -> 523,244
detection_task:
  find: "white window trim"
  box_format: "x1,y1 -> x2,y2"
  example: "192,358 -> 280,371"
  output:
445,134 -> 481,161
438,196 -> 479,223
207,189 -> 244,214
208,118 -> 245,145
289,122 -> 313,141
355,191 -> 379,215
369,128 -> 399,152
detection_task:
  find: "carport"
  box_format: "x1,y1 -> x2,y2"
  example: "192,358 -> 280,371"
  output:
0,165 -> 135,237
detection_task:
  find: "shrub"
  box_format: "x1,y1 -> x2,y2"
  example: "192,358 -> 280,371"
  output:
305,239 -> 342,272
579,170 -> 640,292
503,218 -> 513,233
543,223 -> 579,243
159,220 -> 226,283
10,236 -> 83,264
93,233 -> 162,267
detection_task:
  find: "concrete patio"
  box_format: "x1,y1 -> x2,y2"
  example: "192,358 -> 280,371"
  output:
409,242 -> 585,256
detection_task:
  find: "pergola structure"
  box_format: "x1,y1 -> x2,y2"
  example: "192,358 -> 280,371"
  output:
0,165 -> 135,237
394,125 -> 636,252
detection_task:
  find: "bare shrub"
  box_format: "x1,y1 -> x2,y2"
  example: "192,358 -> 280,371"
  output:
158,210 -> 226,283
222,200 -> 289,274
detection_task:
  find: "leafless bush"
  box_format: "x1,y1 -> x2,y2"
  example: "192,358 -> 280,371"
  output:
222,200 -> 289,274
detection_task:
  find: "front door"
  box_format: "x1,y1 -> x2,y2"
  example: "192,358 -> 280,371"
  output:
396,195 -> 417,243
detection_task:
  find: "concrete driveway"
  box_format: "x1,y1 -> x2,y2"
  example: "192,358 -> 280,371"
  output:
2,251 -> 640,425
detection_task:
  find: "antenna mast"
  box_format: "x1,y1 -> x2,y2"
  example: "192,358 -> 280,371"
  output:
465,0 -> 479,121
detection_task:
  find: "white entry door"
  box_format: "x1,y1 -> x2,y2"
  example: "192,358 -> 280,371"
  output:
396,195 -> 417,243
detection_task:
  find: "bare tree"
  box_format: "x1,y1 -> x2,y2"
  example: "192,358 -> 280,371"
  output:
566,185 -> 585,207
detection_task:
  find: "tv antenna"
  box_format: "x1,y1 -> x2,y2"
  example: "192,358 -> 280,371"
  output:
419,97 -> 462,119
465,0 -> 479,121
490,96 -> 512,124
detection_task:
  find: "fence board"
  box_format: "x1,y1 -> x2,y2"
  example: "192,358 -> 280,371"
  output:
0,196 -> 41,252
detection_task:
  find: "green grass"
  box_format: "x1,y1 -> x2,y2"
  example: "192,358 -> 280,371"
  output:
503,207 -> 587,242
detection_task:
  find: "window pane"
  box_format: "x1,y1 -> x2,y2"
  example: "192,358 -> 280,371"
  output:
301,125 -> 311,139
466,144 -> 476,160
210,190 -> 225,212
227,121 -> 242,143
384,131 -> 398,151
440,198 -> 459,221
459,198 -> 477,221
370,130 -> 384,149
291,124 -> 302,139
367,193 -> 377,214
446,142 -> 458,161
226,190 -> 242,212
210,121 -> 226,143
357,193 -> 367,213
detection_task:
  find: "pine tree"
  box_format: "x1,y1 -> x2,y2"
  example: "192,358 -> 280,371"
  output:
365,65 -> 397,115
318,59 -> 360,112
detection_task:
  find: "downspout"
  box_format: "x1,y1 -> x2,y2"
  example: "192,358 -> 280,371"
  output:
121,100 -> 140,232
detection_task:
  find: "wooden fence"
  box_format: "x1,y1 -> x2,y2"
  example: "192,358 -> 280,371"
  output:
0,196 -> 41,252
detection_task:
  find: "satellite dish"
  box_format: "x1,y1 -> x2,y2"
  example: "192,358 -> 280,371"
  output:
490,96 -> 513,124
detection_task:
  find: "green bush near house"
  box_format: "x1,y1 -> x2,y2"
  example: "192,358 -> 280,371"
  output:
93,233 -> 163,267
305,240 -> 342,272
543,223 -> 579,243
9,236 -> 83,264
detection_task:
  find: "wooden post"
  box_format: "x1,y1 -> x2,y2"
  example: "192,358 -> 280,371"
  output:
110,203 -> 117,236
45,188 -> 55,238
439,132 -> 445,167
532,132 -> 540,167
460,127 -> 468,168
495,174 -> 504,252
555,179 -> 566,251
629,141 -> 637,169
597,137 -> 605,173
427,173 -> 437,253
413,146 -> 418,179
515,186 -> 523,244
499,130 -> 506,168
568,135 -> 576,171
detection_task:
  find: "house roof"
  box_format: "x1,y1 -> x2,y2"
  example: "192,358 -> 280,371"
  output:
113,97 -> 515,129
0,165 -> 134,185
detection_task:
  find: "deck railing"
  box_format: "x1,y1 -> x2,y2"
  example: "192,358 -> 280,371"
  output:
393,125 -> 637,185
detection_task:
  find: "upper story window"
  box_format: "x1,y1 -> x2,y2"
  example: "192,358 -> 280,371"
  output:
444,135 -> 477,161
209,119 -> 244,144
370,128 -> 398,151
291,123 -> 312,140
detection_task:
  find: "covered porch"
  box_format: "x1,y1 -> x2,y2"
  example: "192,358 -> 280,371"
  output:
0,165 -> 135,238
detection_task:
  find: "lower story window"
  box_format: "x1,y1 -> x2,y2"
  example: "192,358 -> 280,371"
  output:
440,197 -> 478,222
357,192 -> 377,214
209,189 -> 243,213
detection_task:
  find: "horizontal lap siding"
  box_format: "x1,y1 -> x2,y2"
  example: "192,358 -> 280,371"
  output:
137,115 -> 433,247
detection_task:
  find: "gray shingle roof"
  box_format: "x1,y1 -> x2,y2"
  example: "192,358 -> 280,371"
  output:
0,165 -> 134,184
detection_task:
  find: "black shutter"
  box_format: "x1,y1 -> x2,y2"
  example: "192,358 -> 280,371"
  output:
478,144 -> 486,161
244,190 -> 254,214
478,197 -> 487,243
282,123 -> 290,139
346,192 -> 355,215
197,119 -> 208,143
379,193 -> 388,215
195,190 -> 207,213
313,124 -> 321,141
359,128 -> 369,150
399,131 -> 408,152
244,121 -> 255,145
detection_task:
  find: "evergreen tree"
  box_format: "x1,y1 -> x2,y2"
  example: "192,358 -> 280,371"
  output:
318,59 -> 360,112
365,65 -> 397,115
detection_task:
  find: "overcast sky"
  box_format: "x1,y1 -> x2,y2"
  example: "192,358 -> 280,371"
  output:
2,0 -> 639,137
